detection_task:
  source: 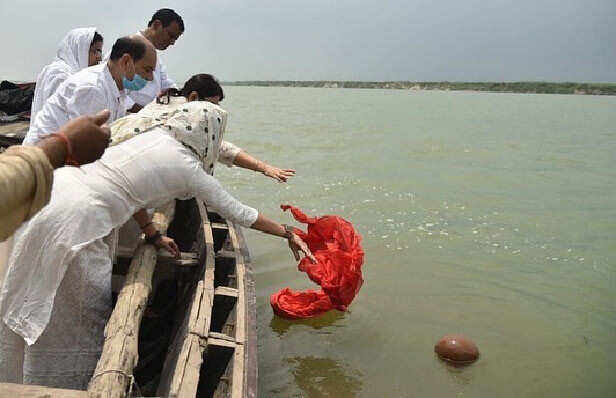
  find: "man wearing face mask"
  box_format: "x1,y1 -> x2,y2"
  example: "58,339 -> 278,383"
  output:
124,8 -> 184,112
23,35 -> 157,145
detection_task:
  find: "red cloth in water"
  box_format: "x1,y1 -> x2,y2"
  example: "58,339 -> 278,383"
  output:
270,205 -> 364,319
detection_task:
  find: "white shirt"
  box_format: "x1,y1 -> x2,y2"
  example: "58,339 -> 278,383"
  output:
124,31 -> 177,109
30,27 -> 97,126
23,63 -> 126,145
1,130 -> 257,345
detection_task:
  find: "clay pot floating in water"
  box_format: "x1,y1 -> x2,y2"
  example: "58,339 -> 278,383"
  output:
434,335 -> 479,365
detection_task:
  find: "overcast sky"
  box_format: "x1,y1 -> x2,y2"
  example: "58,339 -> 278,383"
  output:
1,0 -> 614,83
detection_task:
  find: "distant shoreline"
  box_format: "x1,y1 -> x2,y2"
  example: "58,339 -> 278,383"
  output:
222,81 -> 616,96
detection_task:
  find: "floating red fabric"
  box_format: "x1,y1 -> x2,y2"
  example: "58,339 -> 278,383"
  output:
270,205 -> 364,319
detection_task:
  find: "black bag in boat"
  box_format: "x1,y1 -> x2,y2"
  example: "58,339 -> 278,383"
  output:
0,81 -> 35,115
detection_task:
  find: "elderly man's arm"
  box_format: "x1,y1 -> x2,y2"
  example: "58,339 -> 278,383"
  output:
0,110 -> 111,241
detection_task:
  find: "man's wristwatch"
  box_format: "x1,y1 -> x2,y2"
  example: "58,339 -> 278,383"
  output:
281,224 -> 294,239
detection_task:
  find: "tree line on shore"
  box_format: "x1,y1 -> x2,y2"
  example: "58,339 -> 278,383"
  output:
223,81 -> 616,95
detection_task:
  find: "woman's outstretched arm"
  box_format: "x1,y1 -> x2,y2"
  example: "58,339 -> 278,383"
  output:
219,141 -> 296,183
189,166 -> 314,262
233,150 -> 296,183
250,213 -> 316,262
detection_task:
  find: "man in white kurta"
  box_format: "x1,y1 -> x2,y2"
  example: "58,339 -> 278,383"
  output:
30,27 -> 102,126
23,35 -> 157,145
123,8 -> 184,112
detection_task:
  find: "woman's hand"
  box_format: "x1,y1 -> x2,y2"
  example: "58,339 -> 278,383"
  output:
262,164 -> 296,183
288,233 -> 317,263
155,236 -> 181,259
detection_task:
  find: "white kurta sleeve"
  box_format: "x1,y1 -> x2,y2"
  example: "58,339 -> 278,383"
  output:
159,62 -> 177,91
65,85 -> 107,120
44,73 -> 69,103
218,140 -> 242,167
187,164 -> 258,228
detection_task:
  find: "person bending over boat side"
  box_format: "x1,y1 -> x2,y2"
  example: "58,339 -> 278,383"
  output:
112,73 -> 295,251
0,99 -> 314,390
30,28 -> 104,125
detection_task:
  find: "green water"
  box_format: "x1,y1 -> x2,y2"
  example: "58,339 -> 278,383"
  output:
215,87 -> 616,397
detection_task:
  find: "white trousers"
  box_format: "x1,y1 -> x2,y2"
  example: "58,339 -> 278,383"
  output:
0,238 -> 112,390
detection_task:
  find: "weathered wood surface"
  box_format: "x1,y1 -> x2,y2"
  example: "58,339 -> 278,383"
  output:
157,200 -> 216,397
0,382 -> 88,398
158,203 -> 257,397
233,223 -> 258,398
0,121 -> 28,135
0,121 -> 28,148
87,202 -> 175,398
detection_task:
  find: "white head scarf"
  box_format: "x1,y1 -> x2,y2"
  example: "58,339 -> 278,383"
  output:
30,27 -> 98,124
110,98 -> 228,170
54,27 -> 97,73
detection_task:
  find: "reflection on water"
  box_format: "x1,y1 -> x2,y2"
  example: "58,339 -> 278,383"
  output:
287,356 -> 363,398
436,354 -> 476,385
270,310 -> 346,337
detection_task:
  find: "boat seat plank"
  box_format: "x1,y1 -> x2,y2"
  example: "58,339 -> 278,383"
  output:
208,331 -> 236,343
211,222 -> 229,230
214,286 -> 239,297
215,250 -> 237,259
207,336 -> 237,349
0,382 -> 88,398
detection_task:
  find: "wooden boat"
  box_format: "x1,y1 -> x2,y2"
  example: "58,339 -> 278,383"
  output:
0,199 -> 258,397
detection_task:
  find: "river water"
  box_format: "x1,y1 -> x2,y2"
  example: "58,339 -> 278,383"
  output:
215,86 -> 615,397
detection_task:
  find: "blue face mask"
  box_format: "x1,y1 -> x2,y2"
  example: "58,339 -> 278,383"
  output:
122,73 -> 148,91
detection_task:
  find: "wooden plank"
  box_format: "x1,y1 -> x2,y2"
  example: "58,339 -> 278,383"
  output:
88,202 -> 175,398
234,258 -> 246,345
230,343 -> 245,398
159,251 -> 198,259
0,121 -> 28,135
215,249 -> 236,259
226,223 -> 246,345
178,201 -> 216,394
187,281 -> 205,336
0,121 -> 28,149
211,222 -> 229,230
117,248 -> 198,267
233,223 -> 258,398
194,267 -> 215,338
207,337 -> 236,349
174,335 -> 203,398
157,282 -> 202,397
157,200 -> 216,398
0,382 -> 88,398
214,286 -> 239,298
208,331 -> 236,343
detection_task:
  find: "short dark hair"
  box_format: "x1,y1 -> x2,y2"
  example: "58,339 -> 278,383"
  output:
91,31 -> 103,45
148,8 -> 185,32
181,74 -> 224,101
109,36 -> 146,61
